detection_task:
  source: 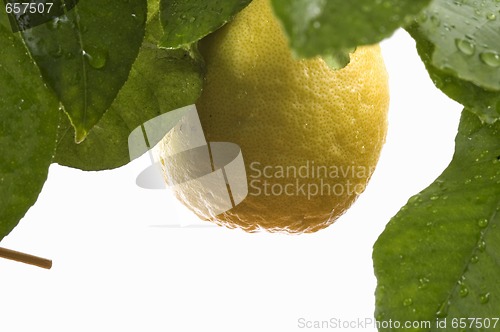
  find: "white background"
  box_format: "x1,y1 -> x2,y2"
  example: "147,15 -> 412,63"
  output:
0,30 -> 462,332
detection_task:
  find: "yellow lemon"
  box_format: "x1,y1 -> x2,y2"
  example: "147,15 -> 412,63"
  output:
159,0 -> 389,233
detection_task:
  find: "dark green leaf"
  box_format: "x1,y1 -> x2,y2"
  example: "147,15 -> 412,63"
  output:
0,12 -> 59,241
374,109 -> 500,329
407,25 -> 500,124
412,0 -> 500,92
54,13 -> 203,170
270,0 -> 431,58
21,0 -> 147,142
159,0 -> 251,49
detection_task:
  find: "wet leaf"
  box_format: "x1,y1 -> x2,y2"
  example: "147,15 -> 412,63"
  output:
54,12 -> 203,170
270,0 -> 431,58
21,0 -> 147,142
408,25 -> 500,124
0,11 -> 59,241
159,0 -> 251,49
413,0 -> 500,91
374,109 -> 500,328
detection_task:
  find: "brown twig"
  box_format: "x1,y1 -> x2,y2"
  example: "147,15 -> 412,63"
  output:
0,247 -> 52,269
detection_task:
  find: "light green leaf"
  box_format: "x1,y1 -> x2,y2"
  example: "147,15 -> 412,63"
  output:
54,13 -> 203,170
21,0 -> 147,142
159,0 -> 251,49
0,12 -> 59,241
373,109 -> 500,330
407,25 -> 500,124
413,0 -> 500,92
270,0 -> 431,58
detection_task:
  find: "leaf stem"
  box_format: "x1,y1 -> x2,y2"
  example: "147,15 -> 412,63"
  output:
0,247 -> 52,269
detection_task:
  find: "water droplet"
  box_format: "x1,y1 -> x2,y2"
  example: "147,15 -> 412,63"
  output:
430,195 -> 439,201
436,301 -> 450,318
189,16 -> 196,23
480,51 -> 500,67
486,12 -> 496,20
455,39 -> 476,55
403,298 -> 413,306
478,218 -> 489,228
459,284 -> 469,297
464,178 -> 472,184
478,240 -> 486,252
480,292 -> 490,304
84,47 -> 108,69
408,194 -> 421,204
312,21 -> 320,29
471,255 -> 479,263
418,277 -> 430,289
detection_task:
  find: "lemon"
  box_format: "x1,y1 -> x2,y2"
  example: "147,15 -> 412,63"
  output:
160,0 -> 389,233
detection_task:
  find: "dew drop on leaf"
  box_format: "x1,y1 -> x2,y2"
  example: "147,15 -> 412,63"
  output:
478,240 -> 486,252
459,284 -> 469,297
486,12 -> 496,20
479,51 -> 500,67
403,298 -> 413,306
436,300 -> 450,318
455,39 -> 476,56
478,218 -> 489,228
84,47 -> 108,70
418,277 -> 430,289
480,292 -> 490,304
471,255 -> 479,263
408,194 -> 421,204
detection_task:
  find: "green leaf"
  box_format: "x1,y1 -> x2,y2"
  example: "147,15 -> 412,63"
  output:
21,0 -> 147,142
321,48 -> 354,71
407,25 -> 500,124
412,0 -> 500,92
159,0 -> 251,49
373,109 -> 500,329
54,13 -> 203,170
270,0 -> 432,58
0,13 -> 59,241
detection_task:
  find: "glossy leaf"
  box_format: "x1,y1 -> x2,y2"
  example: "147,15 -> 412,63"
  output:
0,12 -> 59,241
270,0 -> 431,58
407,25 -> 500,124
413,0 -> 500,92
159,0 -> 251,49
54,13 -> 203,170
21,0 -> 147,142
374,109 -> 500,329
